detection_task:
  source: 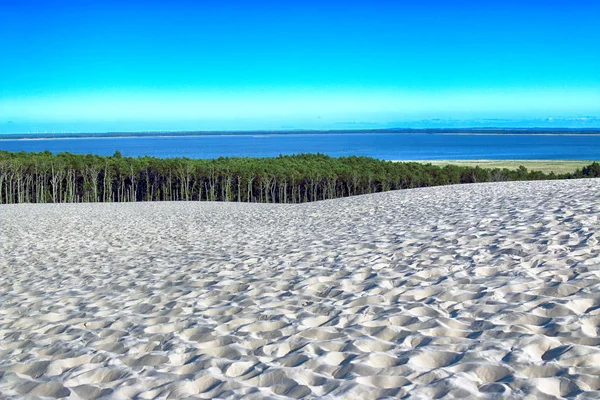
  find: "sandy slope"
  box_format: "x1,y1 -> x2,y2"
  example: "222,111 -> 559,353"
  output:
1,179 -> 600,399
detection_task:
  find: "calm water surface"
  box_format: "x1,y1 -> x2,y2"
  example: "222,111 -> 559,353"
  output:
1,133 -> 599,160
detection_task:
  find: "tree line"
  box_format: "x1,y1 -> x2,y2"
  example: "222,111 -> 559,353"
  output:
0,150 -> 598,204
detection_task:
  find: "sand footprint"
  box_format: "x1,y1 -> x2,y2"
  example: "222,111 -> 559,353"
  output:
409,350 -> 463,369
356,375 -> 410,389
18,381 -> 71,398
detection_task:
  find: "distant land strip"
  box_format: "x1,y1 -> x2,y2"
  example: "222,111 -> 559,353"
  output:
402,160 -> 595,174
2,128 -> 600,140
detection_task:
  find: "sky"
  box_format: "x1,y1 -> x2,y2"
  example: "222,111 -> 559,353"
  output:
0,0 -> 599,133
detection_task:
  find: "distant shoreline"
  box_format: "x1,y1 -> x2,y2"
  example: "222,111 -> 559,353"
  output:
391,159 -> 595,174
2,128 -> 600,140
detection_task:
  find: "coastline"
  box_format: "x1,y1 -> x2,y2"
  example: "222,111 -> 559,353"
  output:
2,128 -> 600,140
392,160 -> 595,174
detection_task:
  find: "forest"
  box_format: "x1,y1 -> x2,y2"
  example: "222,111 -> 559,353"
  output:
1,150 -> 599,204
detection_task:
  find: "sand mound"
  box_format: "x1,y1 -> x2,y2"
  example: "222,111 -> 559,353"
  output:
1,179 -> 600,398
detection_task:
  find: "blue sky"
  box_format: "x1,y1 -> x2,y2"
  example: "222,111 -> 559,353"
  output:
1,0 -> 599,133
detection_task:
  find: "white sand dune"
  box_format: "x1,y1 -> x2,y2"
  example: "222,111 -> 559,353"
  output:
1,179 -> 600,399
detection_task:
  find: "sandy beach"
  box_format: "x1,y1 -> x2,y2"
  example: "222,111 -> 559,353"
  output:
393,160 -> 595,174
1,179 -> 600,399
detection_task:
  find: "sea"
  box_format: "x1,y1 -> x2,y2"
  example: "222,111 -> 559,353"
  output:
1,132 -> 599,160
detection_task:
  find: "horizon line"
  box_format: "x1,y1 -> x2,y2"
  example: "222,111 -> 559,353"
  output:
2,127 -> 600,139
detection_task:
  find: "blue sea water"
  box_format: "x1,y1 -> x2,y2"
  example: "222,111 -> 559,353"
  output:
1,133 -> 599,160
